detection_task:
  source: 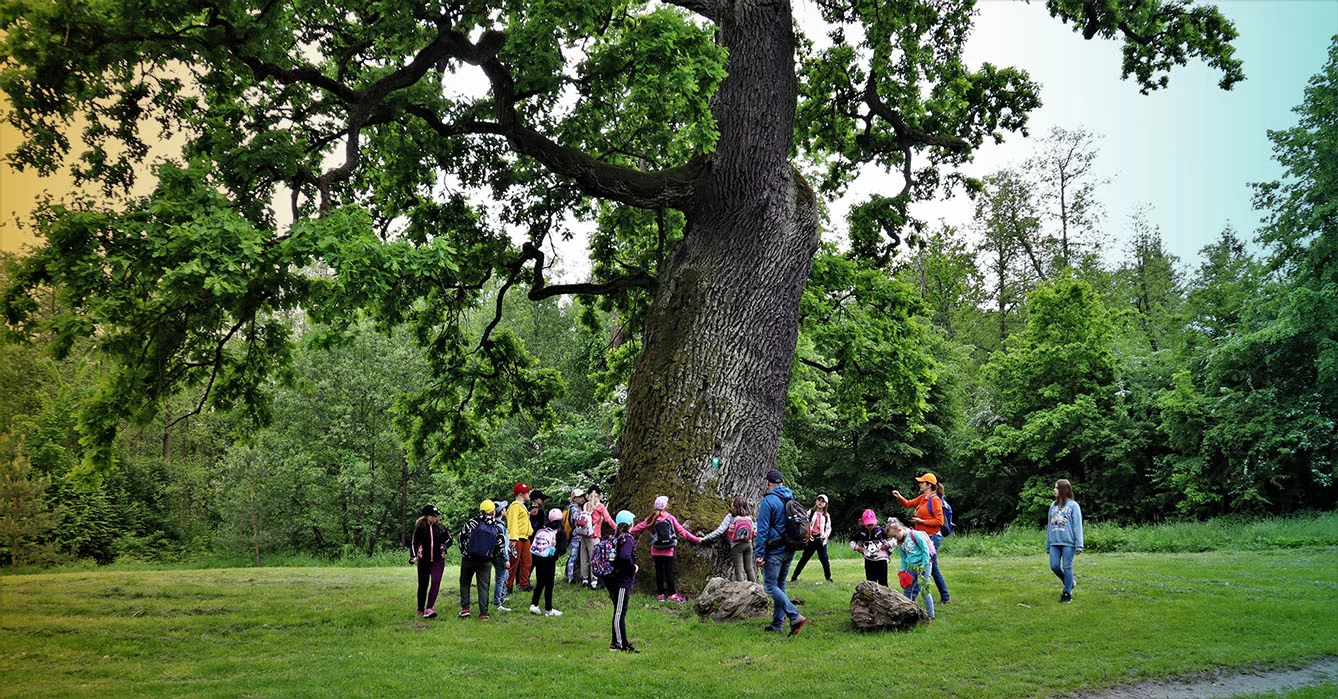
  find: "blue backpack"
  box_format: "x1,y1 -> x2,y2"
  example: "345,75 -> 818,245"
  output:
929,495 -> 954,536
463,519 -> 501,560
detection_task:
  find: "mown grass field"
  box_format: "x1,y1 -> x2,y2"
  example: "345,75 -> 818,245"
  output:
3,544 -> 1336,698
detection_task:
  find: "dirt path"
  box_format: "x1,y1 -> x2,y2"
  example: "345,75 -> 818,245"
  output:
1075,658 -> 1338,698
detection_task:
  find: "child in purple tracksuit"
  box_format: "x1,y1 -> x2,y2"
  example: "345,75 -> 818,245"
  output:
411,504 -> 452,618
607,510 -> 639,653
629,495 -> 701,601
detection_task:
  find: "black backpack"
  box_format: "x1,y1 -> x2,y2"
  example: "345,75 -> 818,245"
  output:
463,519 -> 500,560
651,517 -> 677,548
782,498 -> 810,551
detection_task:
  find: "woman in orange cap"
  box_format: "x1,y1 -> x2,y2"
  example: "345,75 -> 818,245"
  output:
893,473 -> 951,605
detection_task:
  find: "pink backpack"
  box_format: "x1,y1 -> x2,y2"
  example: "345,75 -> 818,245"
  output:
914,530 -> 936,558
727,515 -> 754,543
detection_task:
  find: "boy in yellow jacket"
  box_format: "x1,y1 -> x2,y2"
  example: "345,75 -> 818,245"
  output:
506,483 -> 535,592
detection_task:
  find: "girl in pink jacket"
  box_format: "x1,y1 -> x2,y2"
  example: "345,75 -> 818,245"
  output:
791,494 -> 832,582
630,495 -> 701,601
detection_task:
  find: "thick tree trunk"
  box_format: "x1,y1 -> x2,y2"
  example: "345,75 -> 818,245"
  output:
249,481 -> 261,567
399,458 -> 408,548
162,407 -> 171,461
610,1 -> 819,593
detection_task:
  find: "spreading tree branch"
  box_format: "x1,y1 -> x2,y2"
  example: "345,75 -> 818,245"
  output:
662,0 -> 720,23
470,31 -> 708,211
799,356 -> 842,373
210,19 -> 707,212
863,75 -> 971,152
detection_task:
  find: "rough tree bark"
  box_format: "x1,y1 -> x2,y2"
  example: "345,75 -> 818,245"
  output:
608,1 -> 820,592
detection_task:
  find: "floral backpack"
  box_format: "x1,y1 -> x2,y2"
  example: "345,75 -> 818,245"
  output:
591,534 -> 625,579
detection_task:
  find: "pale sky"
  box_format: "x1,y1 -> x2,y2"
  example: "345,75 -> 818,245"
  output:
4,1 -> 1336,281
836,0 -> 1338,273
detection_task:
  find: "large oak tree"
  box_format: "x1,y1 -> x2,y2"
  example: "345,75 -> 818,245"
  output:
1,0 -> 1240,583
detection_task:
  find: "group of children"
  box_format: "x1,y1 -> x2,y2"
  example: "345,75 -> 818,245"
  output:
409,483 -> 644,652
411,473 -> 1081,648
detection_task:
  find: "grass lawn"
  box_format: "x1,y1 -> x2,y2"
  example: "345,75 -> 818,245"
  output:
2,547 -> 1335,698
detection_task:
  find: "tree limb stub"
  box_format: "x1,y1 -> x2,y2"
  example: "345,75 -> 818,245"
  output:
799,356 -> 842,373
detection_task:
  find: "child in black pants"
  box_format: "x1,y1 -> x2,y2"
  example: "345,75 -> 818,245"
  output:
529,509 -> 569,616
607,511 -> 639,652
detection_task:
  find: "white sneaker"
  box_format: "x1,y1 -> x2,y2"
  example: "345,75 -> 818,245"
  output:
545,609 -> 563,617
529,604 -> 542,615
496,604 -> 511,612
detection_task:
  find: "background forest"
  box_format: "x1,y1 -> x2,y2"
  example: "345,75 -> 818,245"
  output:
2,36 -> 1335,571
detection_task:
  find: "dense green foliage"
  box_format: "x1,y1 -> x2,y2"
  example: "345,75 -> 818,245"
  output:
0,2 -> 1327,565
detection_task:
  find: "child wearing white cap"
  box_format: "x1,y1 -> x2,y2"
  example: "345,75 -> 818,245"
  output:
629,495 -> 701,601
791,494 -> 833,582
564,489 -> 588,584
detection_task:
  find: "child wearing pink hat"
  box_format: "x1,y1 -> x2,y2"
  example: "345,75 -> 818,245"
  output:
529,508 -> 569,616
630,495 -> 701,601
848,508 -> 891,586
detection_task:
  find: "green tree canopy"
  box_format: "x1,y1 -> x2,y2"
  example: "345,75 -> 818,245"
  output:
1,0 -> 1246,581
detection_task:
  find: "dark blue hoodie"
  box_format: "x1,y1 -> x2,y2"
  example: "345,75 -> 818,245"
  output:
754,484 -> 794,558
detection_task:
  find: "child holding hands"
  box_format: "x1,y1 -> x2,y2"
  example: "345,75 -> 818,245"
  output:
630,495 -> 702,601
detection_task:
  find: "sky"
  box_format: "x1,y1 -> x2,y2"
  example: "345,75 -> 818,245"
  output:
3,1 -> 1336,280
831,0 -> 1338,272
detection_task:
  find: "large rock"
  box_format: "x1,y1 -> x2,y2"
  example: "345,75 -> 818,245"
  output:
849,580 -> 928,631
693,576 -> 772,622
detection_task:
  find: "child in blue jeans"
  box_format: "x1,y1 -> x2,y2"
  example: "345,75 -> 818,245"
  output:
888,518 -> 936,620
492,502 -> 513,611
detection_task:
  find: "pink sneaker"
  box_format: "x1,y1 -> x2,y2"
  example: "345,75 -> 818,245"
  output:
655,594 -> 666,601
668,593 -> 686,602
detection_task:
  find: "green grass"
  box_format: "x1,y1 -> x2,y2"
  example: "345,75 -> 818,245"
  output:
3,547 -> 1336,698
939,511 -> 1338,558
16,511 -> 1336,575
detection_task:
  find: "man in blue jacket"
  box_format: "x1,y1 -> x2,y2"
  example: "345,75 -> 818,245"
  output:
754,468 -> 807,636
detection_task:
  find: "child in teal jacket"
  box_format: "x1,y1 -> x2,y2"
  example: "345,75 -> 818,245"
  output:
888,518 -> 936,620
